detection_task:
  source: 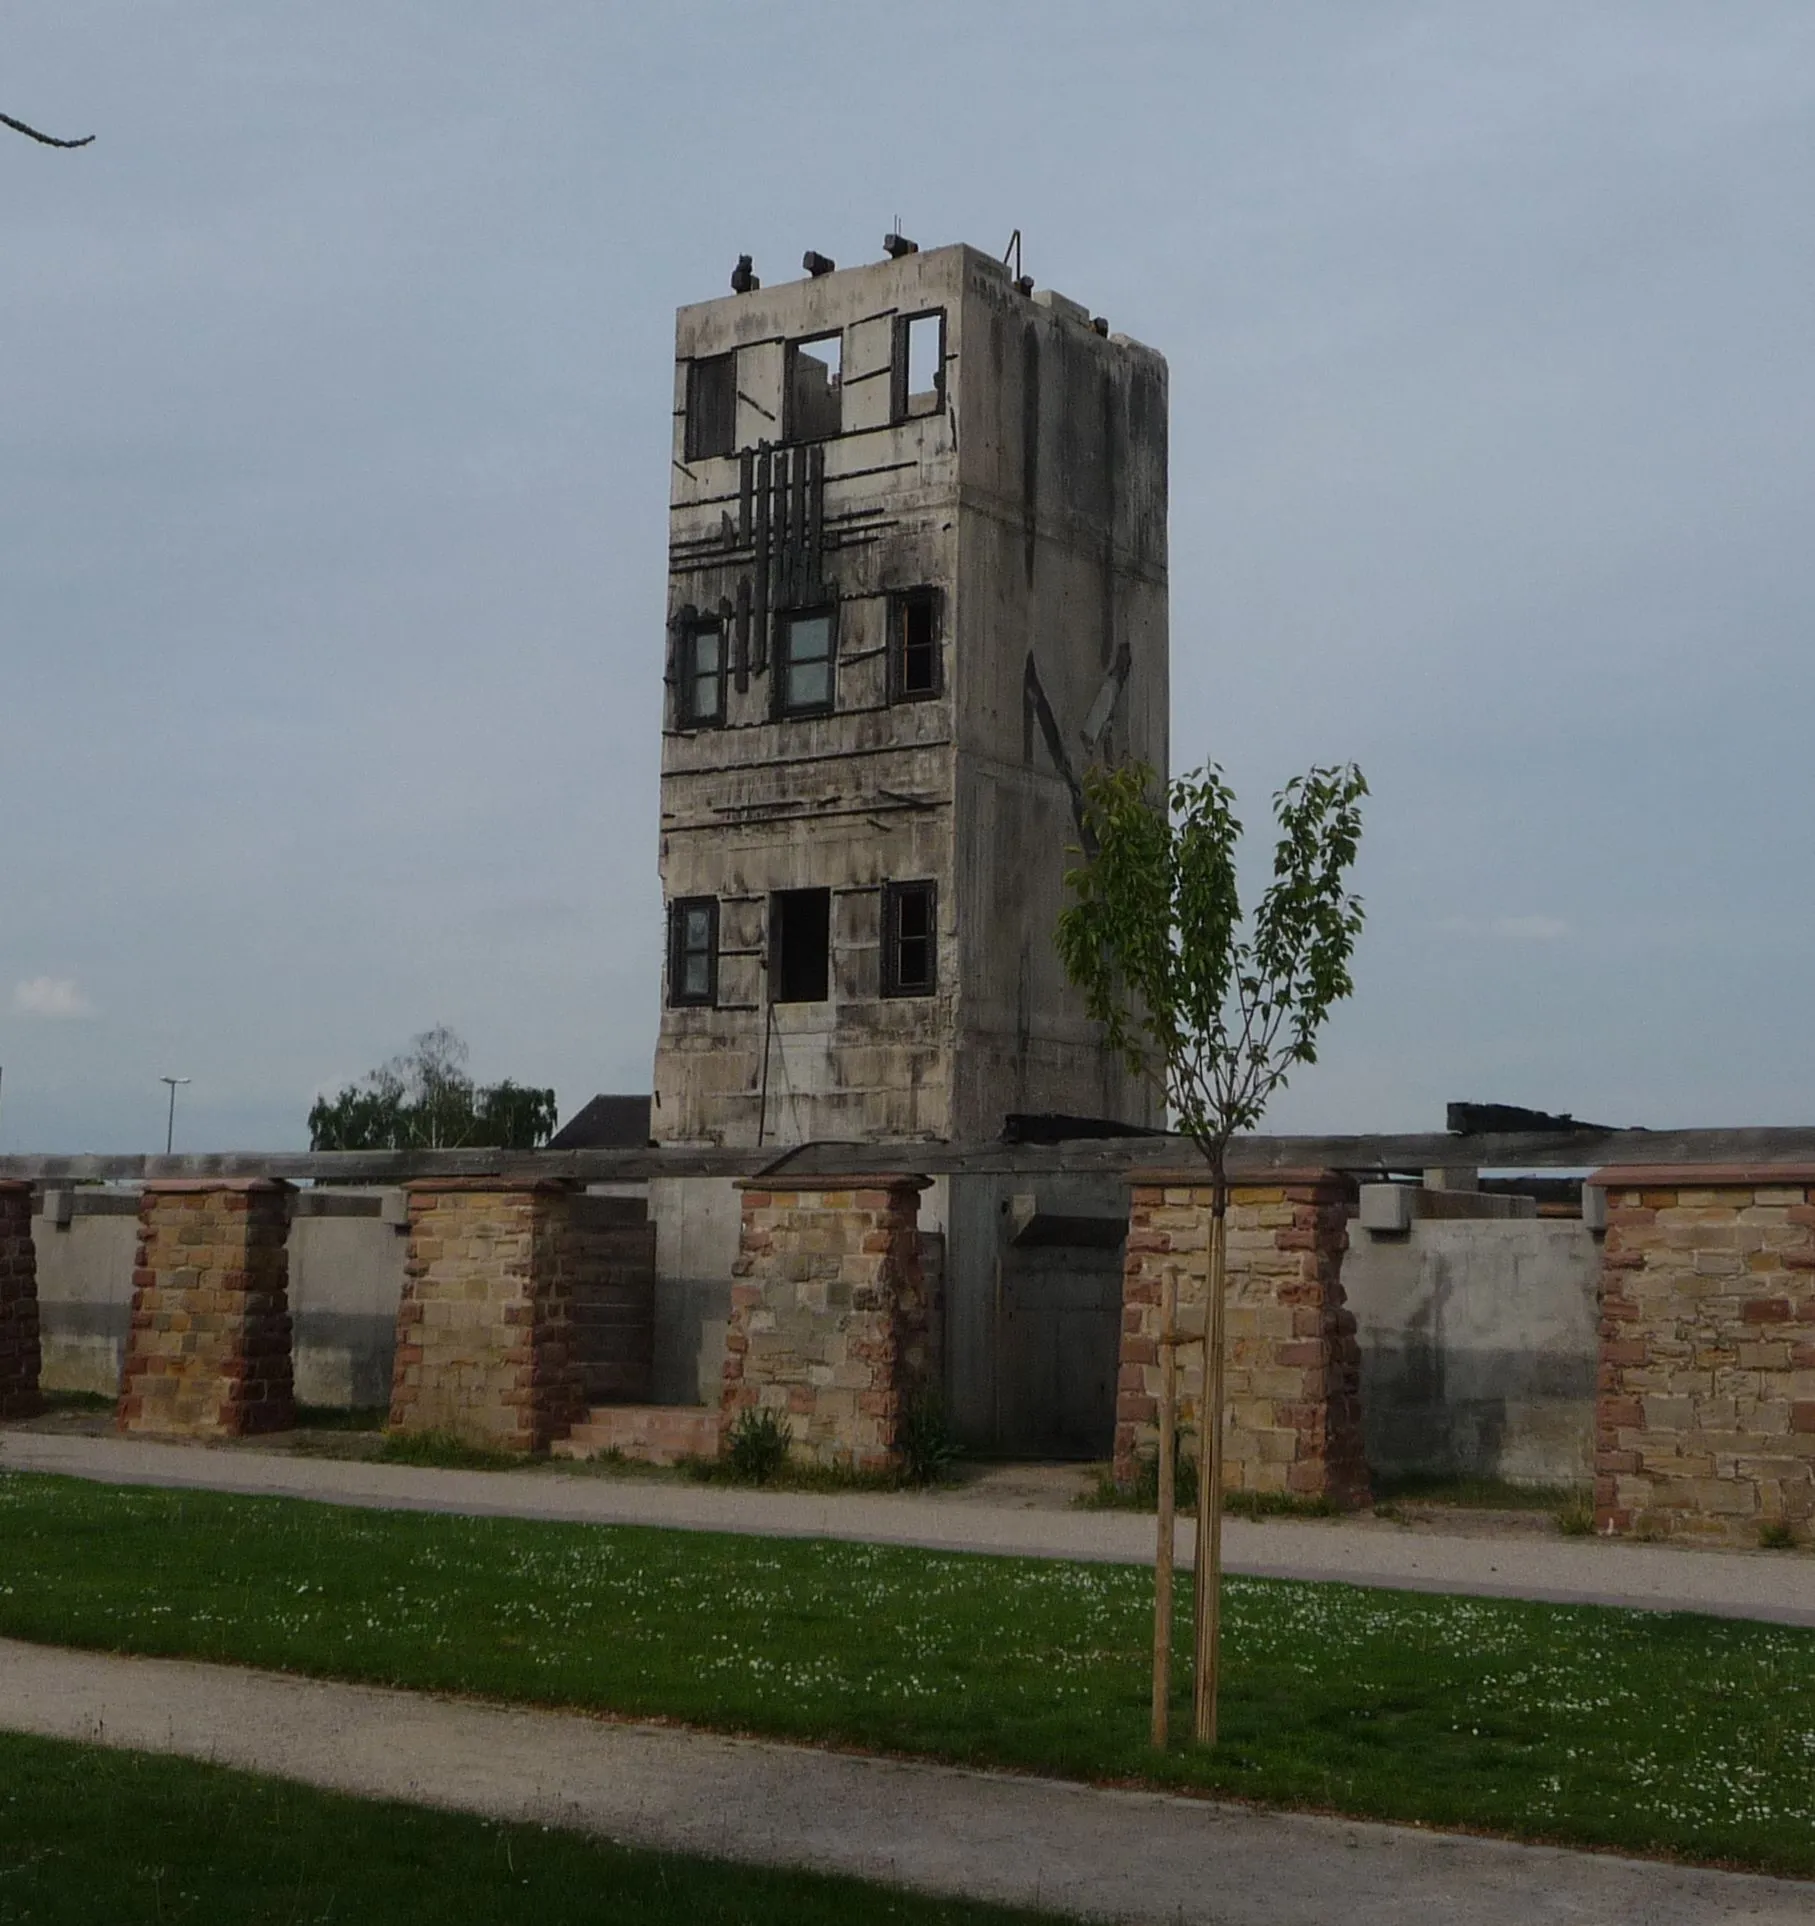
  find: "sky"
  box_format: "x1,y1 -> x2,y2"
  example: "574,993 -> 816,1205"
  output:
3,3 -> 1813,1152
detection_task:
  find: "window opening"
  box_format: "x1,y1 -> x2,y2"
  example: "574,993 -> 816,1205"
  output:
894,311 -> 945,420
771,888 -> 831,1003
678,620 -> 725,727
777,609 -> 834,715
788,331 -> 843,441
882,881 -> 937,997
891,590 -> 940,700
685,354 -> 737,461
668,898 -> 718,1006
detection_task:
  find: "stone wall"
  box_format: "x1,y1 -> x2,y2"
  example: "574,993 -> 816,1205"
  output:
390,1179 -> 584,1453
1594,1165 -> 1815,1546
1114,1171 -> 1369,1506
723,1176 -> 932,1470
568,1193 -> 656,1405
117,1180 -> 295,1438
0,1183 -> 41,1419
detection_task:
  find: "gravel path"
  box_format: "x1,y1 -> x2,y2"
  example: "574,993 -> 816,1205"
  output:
4,1638 -> 1808,1925
4,1429 -> 1810,1625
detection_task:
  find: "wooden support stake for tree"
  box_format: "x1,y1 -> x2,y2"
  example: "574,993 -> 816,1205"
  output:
1193,1196 -> 1229,1745
1151,1263 -> 1180,1749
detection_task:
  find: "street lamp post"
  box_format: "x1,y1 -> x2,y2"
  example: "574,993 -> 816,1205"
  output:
160,1076 -> 191,1156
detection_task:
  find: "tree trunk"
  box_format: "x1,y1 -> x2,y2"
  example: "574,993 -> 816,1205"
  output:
1152,1264 -> 1179,1748
1192,1171 -> 1229,1744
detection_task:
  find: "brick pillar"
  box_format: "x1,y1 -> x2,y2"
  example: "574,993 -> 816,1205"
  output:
1114,1169 -> 1368,1507
0,1183 -> 41,1419
117,1180 -> 295,1438
724,1177 -> 932,1471
1594,1164 -> 1815,1546
389,1179 -> 584,1454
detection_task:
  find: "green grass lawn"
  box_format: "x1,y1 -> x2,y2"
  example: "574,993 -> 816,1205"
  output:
0,1471 -> 1810,1878
0,1728 -> 1052,1925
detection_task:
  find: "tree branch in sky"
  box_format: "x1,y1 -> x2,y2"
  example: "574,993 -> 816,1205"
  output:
1,110 -> 94,149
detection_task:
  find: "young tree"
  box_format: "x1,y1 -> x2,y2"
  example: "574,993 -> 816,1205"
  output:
308,1027 -> 557,1152
1056,758 -> 1366,1745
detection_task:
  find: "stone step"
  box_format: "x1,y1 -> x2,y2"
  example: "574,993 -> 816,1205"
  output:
553,1403 -> 720,1467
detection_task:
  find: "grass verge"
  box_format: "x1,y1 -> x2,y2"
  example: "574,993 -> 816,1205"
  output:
0,1471 -> 1809,1877
0,1727 -> 1052,1925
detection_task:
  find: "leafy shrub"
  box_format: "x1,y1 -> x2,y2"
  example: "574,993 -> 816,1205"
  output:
723,1406 -> 792,1485
1759,1520 -> 1796,1551
896,1393 -> 962,1488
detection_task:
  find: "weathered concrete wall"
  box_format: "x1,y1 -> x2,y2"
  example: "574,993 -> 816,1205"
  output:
0,1184 -> 40,1418
1115,1173 -> 1369,1506
287,1193 -> 406,1408
118,1181 -> 295,1439
1344,1216 -> 1600,1486
652,243 -> 1166,1151
390,1180 -> 585,1454
1594,1166 -> 1815,1546
33,1191 -> 137,1395
35,1188 -> 406,1408
723,1177 -> 933,1469
648,1175 -> 740,1405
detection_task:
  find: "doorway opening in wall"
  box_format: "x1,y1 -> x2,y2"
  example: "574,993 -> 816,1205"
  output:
770,888 -> 831,1003
685,352 -> 737,461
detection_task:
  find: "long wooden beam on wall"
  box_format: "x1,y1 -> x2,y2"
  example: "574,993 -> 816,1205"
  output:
7,1125 -> 1815,1186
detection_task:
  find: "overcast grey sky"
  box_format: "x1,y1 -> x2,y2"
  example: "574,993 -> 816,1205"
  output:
3,3 -> 1812,1151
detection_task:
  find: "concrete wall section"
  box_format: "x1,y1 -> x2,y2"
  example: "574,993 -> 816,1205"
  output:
648,1176 -> 741,1406
1344,1217 -> 1600,1487
34,1192 -> 137,1395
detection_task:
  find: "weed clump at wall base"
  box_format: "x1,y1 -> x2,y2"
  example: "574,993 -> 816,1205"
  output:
377,1430 -> 524,1472
722,1406 -> 792,1485
896,1394 -> 962,1488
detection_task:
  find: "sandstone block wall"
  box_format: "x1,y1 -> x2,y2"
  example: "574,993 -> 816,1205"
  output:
117,1181 -> 294,1438
568,1194 -> 656,1405
390,1180 -> 584,1453
0,1183 -> 41,1419
1594,1165 -> 1815,1546
723,1177 -> 933,1470
1114,1171 -> 1369,1506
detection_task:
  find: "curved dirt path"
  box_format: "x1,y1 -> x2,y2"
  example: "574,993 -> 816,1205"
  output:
2,1638 -> 1808,1925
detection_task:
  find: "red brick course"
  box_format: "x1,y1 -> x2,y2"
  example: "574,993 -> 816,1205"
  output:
1112,1170 -> 1368,1508
117,1181 -> 294,1438
0,1183 -> 41,1420
722,1177 -> 933,1471
1592,1170 -> 1815,1545
389,1180 -> 585,1454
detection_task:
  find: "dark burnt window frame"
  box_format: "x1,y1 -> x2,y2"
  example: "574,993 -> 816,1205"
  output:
891,309 -> 946,422
674,615 -> 728,730
685,352 -> 738,461
881,879 -> 938,998
785,328 -> 844,443
769,886 -> 832,1004
774,605 -> 837,719
668,897 -> 720,1007
888,588 -> 942,703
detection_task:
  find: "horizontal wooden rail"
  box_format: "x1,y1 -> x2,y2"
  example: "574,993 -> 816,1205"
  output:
4,1125 -> 1815,1185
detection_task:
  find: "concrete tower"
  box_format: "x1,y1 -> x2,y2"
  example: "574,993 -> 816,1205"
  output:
651,241 -> 1168,1149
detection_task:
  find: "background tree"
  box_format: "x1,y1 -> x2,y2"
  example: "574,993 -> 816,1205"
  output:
308,1026 -> 558,1151
1056,757 -> 1366,1746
